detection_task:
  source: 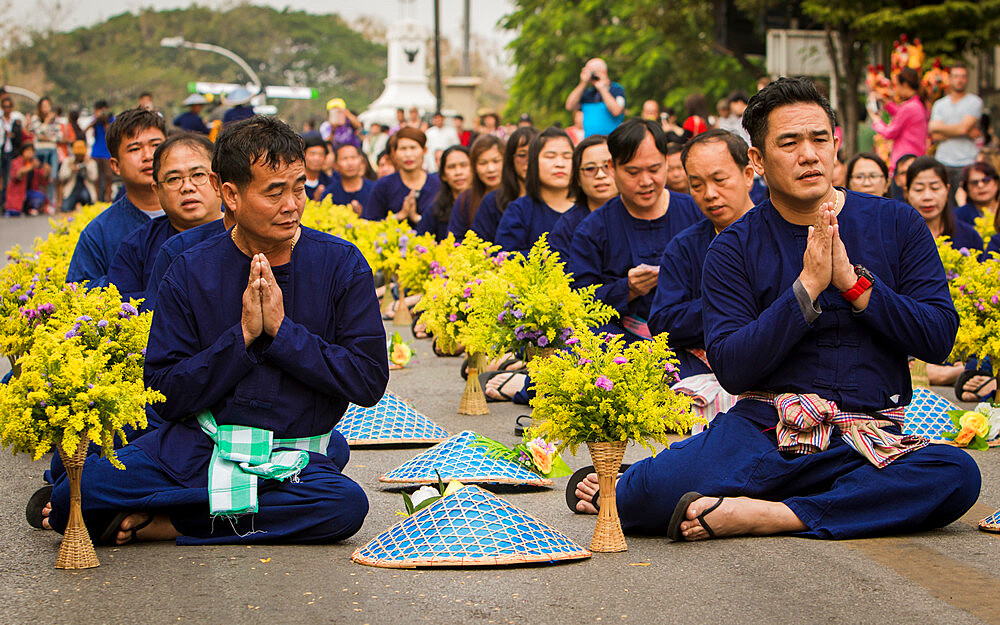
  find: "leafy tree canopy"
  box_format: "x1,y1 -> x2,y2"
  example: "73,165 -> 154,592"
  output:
501,0 -> 761,127
2,5 -> 386,122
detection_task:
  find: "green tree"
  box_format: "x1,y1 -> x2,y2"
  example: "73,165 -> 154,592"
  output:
501,0 -> 761,128
1,5 -> 386,124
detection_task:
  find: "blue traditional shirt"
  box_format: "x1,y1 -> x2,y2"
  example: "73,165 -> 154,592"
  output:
548,203 -> 592,264
569,193 -> 703,320
106,216 -> 179,302
495,195 -> 572,255
144,219 -> 227,310
138,226 -> 388,485
648,219 -> 716,378
469,190 -> 503,243
322,177 -> 373,208
66,194 -> 155,285
173,112 -> 210,135
702,190 -> 957,420
363,172 -> 441,228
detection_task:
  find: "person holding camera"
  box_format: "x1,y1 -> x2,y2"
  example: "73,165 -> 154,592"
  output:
58,139 -> 97,213
564,58 -> 626,138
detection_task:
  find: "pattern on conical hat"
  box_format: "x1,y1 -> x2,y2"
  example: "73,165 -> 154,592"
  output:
335,391 -> 449,445
902,387 -> 960,442
379,431 -> 553,486
980,509 -> 1000,533
352,485 -> 591,568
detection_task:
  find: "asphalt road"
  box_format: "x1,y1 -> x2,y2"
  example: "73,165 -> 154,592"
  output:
1,214 -> 999,625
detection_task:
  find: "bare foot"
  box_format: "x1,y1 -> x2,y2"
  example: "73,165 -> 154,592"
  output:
116,512 -> 180,545
679,496 -> 806,541
484,372 -> 526,401
41,502 -> 52,530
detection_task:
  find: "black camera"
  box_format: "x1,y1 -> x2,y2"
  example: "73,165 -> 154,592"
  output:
590,72 -> 599,83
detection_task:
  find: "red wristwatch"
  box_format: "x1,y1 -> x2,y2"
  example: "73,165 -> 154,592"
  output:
841,265 -> 874,302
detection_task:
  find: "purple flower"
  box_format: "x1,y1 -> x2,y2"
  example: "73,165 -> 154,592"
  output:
614,356 -> 628,364
64,330 -> 76,339
993,295 -> 999,305
959,247 -> 971,257
665,363 -> 677,374
595,376 -> 614,391
498,311 -> 507,322
88,401 -> 94,408
39,303 -> 55,314
77,315 -> 92,322
87,384 -> 94,389
513,310 -> 524,319
463,287 -> 472,297
416,245 -> 428,254
17,294 -> 28,302
10,284 -> 21,293
475,279 -> 482,285
537,335 -> 549,347
39,401 -> 46,408
566,337 -> 580,345
448,313 -> 458,322
97,319 -> 108,328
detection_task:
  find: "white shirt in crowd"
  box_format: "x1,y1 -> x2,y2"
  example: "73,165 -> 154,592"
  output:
424,124 -> 460,172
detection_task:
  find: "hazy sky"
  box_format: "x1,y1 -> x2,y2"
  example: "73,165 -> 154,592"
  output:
50,0 -> 516,48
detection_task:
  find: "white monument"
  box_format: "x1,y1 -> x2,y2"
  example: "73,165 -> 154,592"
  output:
359,19 -> 437,127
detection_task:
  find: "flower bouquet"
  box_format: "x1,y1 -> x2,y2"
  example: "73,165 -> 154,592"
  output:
975,214 -> 996,249
528,329 -> 698,552
947,254 -> 1000,366
463,235 -> 616,362
299,198 -> 359,235
0,285 -> 163,569
469,434 -> 572,479
941,404 -> 1000,450
397,233 -> 454,299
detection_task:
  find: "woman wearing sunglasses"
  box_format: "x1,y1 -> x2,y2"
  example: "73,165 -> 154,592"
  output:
955,161 -> 1000,227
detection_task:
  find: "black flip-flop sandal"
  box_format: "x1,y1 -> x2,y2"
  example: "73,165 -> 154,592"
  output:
514,414 -> 532,437
460,357 -> 470,380
955,369 -> 995,402
667,491 -> 724,541
479,371 -> 523,402
564,463 -> 632,514
25,484 -> 53,529
98,512 -> 154,546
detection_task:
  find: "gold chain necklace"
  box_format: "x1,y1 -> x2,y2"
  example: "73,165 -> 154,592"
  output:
230,224 -> 299,254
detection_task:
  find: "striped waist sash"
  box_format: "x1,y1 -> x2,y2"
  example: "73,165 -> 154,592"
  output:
738,392 -> 928,468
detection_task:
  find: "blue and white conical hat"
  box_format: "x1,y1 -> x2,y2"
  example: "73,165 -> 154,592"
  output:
902,387 -> 960,442
379,430 -> 553,486
335,391 -> 449,445
352,485 -> 591,568
981,509 -> 1000,533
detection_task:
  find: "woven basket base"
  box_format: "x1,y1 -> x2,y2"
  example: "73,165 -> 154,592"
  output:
394,299 -> 412,327
588,441 -> 628,553
458,355 -> 489,415
55,436 -> 100,569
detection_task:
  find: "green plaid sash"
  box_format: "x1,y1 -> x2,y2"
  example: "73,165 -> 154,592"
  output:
196,411 -> 332,516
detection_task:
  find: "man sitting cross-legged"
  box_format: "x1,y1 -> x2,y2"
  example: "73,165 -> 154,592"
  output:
647,129 -> 754,426
572,77 -> 980,541
47,116 -> 388,545
106,132 -> 223,302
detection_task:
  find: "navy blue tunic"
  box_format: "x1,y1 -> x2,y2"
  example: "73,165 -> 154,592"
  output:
144,219 -> 227,310
138,227 -> 389,486
469,190 -> 503,243
569,192 -> 703,321
447,192 -> 474,242
363,172 -> 440,228
172,112 -> 210,135
322,177 -> 373,208
703,190 -> 957,412
548,203 -> 592,263
106,216 -> 179,302
948,219 -> 984,252
647,219 -> 716,378
495,195 -> 573,255
66,194 -> 155,286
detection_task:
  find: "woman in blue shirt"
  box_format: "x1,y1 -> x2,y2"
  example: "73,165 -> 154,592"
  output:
549,134 -> 618,262
906,156 -> 983,253
471,126 -> 537,242
419,146 -> 470,241
448,135 -> 504,241
494,127 -> 576,254
363,127 -> 440,228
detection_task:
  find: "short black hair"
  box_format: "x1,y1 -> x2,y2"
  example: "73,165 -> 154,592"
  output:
303,134 -> 329,154
570,134 -> 608,205
139,91 -> 153,99
665,142 -> 684,156
728,90 -> 749,106
94,99 -> 108,110
152,132 -> 214,180
681,129 -> 749,170
106,107 -> 166,160
896,67 -> 921,92
894,153 -> 918,175
742,77 -> 837,151
525,126 -> 572,203
212,115 -> 305,189
845,152 -> 889,193
334,142 -> 362,159
607,118 -> 668,165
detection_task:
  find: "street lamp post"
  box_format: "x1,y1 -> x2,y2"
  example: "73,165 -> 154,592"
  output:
160,37 -> 262,96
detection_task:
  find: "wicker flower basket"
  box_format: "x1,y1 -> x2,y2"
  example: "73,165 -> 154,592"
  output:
587,440 -> 627,553
525,346 -> 557,362
7,354 -> 20,379
55,435 -> 99,569
459,352 -> 489,415
393,275 -> 412,327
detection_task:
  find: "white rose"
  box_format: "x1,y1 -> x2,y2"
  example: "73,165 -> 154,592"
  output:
410,485 -> 441,507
